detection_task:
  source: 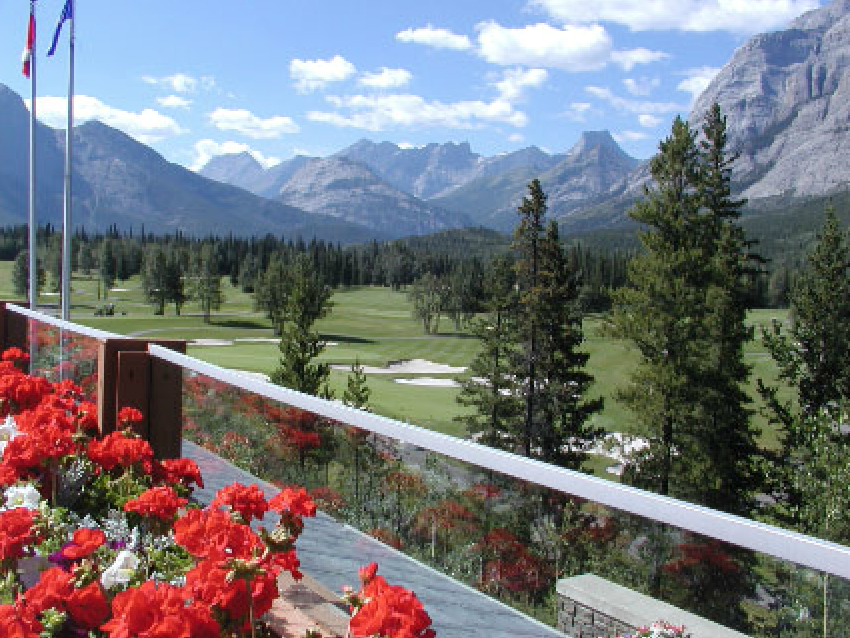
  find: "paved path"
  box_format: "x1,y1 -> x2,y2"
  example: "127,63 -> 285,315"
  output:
183,439 -> 567,638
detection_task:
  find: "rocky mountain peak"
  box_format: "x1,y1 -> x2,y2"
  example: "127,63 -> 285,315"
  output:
690,0 -> 850,199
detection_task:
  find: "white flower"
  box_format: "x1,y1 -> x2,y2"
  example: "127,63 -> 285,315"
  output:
0,415 -> 21,457
101,550 -> 140,590
4,483 -> 42,510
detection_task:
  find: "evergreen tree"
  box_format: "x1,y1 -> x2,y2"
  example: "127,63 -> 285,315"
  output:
407,273 -> 446,334
270,255 -> 333,396
12,250 -> 44,299
612,116 -> 709,500
694,102 -> 764,515
455,255 -> 523,449
255,254 -> 290,335
164,250 -> 187,315
513,179 -> 547,456
141,245 -> 168,314
99,240 -> 117,299
192,244 -> 224,324
760,209 -> 850,530
343,359 -> 371,410
534,221 -> 604,468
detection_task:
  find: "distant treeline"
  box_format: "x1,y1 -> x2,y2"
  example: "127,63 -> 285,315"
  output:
0,224 -> 633,312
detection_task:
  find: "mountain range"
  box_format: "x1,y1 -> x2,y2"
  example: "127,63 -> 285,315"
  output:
2,0 -> 849,240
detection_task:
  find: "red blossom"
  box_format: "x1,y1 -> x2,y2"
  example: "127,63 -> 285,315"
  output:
117,406 -> 144,425
124,486 -> 187,521
349,564 -> 435,638
87,431 -> 153,472
1,347 -> 29,363
62,527 -> 107,559
0,507 -> 37,560
154,457 -> 204,489
268,486 -> 317,517
0,601 -> 43,638
174,507 -> 262,560
100,580 -> 220,638
67,580 -> 111,629
211,482 -> 269,521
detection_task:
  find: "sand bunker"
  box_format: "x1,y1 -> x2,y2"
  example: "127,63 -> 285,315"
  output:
332,359 -> 466,374
190,338 -> 337,347
588,433 -> 650,463
394,377 -> 461,387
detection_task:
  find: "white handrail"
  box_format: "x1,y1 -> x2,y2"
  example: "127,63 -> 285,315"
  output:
6,303 -> 124,342
149,343 -> 850,580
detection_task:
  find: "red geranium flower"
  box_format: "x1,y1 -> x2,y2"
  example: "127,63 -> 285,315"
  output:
62,527 -> 107,559
0,601 -> 43,638
24,566 -> 74,614
0,507 -> 37,560
87,431 -> 153,472
117,406 -> 144,426
349,564 -> 435,638
100,580 -> 220,638
154,457 -> 204,489
268,485 -> 317,517
1,347 -> 29,363
67,580 -> 111,629
211,482 -> 268,521
174,508 -> 262,560
124,486 -> 187,521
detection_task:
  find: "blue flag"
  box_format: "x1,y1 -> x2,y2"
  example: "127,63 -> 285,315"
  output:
47,0 -> 73,57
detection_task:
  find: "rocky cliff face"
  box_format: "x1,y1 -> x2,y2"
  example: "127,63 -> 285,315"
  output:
278,157 -> 469,235
691,0 -> 850,199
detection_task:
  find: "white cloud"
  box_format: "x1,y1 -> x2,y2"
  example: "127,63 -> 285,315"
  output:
509,133 -> 525,142
142,73 -> 215,93
586,85 -> 686,114
477,21 -> 612,70
565,102 -> 594,122
611,47 -> 668,71
495,68 -> 548,101
396,25 -> 473,50
613,130 -> 649,142
208,108 -> 299,139
28,95 -> 185,143
191,139 -> 281,172
308,93 -> 528,131
289,55 -> 357,93
359,67 -> 413,89
677,66 -> 722,103
157,95 -> 192,109
638,113 -> 662,127
623,77 -> 660,96
532,0 -> 818,34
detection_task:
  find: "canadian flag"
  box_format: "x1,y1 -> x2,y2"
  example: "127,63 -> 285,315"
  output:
22,12 -> 34,78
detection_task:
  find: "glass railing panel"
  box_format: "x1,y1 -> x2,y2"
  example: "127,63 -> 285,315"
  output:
24,316 -> 100,402
179,367 -> 850,638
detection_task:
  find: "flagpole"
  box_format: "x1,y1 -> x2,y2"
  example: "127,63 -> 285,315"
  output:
61,1 -> 74,320
28,0 -> 37,313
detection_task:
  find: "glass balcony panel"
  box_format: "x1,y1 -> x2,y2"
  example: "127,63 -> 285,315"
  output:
25,317 -> 100,402
180,368 -> 850,638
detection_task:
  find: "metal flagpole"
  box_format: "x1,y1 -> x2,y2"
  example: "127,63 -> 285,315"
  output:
28,0 -> 37,314
61,1 -> 74,321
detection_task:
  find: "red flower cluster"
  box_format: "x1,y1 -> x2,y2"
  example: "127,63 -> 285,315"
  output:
211,482 -> 269,521
124,486 -> 188,521
0,507 -> 38,560
87,431 -> 154,473
153,457 -> 204,489
24,566 -> 111,630
349,562 -> 436,638
101,580 -> 219,638
62,528 -> 107,560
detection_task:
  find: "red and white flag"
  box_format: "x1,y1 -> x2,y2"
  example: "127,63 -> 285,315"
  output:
22,11 -> 35,78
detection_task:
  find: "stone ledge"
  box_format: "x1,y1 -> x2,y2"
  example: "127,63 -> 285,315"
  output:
557,574 -> 751,638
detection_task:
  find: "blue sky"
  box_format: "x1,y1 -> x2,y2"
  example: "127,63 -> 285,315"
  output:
0,0 -> 823,170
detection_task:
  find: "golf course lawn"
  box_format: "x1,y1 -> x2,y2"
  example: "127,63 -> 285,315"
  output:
0,264 -> 789,467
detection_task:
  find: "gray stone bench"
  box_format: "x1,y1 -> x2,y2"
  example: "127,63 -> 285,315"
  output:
557,574 -> 751,638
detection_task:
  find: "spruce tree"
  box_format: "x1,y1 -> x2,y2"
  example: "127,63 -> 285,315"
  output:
513,179 -> 547,456
455,255 -> 523,449
612,116 -> 708,500
695,102 -> 764,515
192,244 -> 224,324
343,359 -> 371,410
534,221 -> 604,468
270,254 -> 333,397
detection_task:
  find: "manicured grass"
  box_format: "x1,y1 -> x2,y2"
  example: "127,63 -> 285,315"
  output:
1,263 -> 789,452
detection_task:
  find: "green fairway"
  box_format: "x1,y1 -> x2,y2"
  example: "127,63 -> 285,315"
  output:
1,263 -> 788,454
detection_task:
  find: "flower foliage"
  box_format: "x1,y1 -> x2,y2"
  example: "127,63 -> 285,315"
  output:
0,347 -> 433,638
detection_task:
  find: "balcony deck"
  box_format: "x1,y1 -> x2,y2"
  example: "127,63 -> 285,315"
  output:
184,439 -> 567,638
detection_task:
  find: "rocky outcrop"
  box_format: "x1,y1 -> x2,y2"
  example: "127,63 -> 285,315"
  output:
691,0 -> 850,198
